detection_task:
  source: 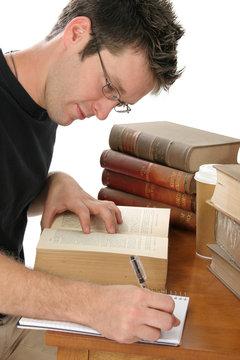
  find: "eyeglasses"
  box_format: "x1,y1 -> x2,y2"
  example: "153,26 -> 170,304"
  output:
96,47 -> 131,113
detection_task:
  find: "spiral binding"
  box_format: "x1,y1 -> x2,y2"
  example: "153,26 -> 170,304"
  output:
155,289 -> 188,300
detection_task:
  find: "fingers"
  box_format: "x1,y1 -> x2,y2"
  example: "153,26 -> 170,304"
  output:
173,314 -> 181,327
134,325 -> 161,343
116,327 -> 161,344
74,205 -> 91,234
95,201 -> 122,233
124,314 -> 179,344
145,307 -> 180,332
127,290 -> 180,340
143,291 -> 181,330
78,200 -> 122,234
112,302 -> 179,344
41,206 -> 57,230
41,199 -> 122,234
146,291 -> 176,314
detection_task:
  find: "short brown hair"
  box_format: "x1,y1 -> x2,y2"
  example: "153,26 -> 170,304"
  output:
46,0 -> 184,93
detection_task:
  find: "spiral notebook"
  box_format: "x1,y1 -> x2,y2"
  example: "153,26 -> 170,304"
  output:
18,294 -> 189,347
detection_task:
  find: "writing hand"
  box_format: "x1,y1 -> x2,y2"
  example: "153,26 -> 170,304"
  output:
81,284 -> 180,344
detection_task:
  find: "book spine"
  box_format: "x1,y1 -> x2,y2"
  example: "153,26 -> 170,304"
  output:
98,187 -> 196,231
109,125 -> 189,171
102,169 -> 196,213
100,149 -> 196,194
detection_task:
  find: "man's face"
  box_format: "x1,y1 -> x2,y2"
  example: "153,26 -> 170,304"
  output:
44,47 -> 154,126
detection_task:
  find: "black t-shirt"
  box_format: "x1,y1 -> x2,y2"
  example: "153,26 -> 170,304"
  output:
0,49 -> 57,259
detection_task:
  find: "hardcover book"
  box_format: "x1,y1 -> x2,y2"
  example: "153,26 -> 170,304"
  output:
100,149 -> 196,194
208,244 -> 240,299
109,121 -> 240,172
102,169 -> 196,212
209,164 -> 240,223
214,210 -> 240,266
34,206 -> 170,291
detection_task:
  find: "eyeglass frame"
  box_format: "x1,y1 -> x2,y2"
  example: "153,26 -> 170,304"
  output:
95,45 -> 131,113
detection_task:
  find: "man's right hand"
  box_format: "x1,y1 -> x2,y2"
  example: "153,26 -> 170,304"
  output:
77,283 -> 180,344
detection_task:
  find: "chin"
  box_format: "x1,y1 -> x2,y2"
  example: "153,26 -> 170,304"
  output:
51,114 -> 74,127
62,119 -> 75,126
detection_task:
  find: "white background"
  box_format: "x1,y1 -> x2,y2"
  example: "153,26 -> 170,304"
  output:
0,0 -> 239,267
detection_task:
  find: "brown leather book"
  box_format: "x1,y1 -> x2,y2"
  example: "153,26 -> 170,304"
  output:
109,121 -> 240,172
102,169 -> 196,212
98,187 -> 196,231
100,149 -> 196,194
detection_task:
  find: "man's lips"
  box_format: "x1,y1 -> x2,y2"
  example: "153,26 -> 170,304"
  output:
76,104 -> 86,120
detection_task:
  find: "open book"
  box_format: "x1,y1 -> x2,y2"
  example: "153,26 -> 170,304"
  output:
34,206 -> 170,290
18,294 -> 189,347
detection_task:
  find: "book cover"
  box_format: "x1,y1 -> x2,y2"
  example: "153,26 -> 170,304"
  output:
100,149 -> 196,194
210,164 -> 240,223
98,187 -> 196,231
34,206 -> 170,291
109,121 -> 240,172
102,169 -> 196,212
208,244 -> 240,299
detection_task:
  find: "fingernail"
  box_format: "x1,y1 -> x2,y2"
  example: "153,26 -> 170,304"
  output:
109,226 -> 116,233
84,226 -> 90,233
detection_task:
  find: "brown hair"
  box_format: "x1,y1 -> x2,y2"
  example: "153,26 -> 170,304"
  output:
46,0 -> 184,92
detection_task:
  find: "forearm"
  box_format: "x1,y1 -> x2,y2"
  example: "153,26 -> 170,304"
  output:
0,252 -> 95,325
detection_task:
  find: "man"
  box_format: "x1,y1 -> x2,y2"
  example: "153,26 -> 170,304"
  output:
0,0 -> 184,358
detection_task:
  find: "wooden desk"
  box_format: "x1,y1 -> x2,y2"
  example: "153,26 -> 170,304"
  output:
45,229 -> 240,360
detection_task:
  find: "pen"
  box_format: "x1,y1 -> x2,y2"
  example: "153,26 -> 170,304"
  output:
130,255 -> 148,288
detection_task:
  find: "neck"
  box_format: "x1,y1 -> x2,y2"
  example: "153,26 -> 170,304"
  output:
5,38 -> 62,109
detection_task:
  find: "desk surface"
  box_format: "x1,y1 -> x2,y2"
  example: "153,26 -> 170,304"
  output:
46,229 -> 240,360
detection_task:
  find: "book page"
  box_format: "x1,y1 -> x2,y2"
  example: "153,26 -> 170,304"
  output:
51,206 -> 170,237
38,228 -> 168,259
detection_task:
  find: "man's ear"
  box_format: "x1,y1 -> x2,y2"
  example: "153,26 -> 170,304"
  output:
63,16 -> 92,50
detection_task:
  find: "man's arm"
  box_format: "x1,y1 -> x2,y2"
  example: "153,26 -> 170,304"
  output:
28,171 -> 122,234
0,252 -> 179,343
25,171 -> 180,343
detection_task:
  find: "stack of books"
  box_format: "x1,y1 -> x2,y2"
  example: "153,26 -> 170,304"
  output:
98,121 -> 240,231
99,150 -> 197,231
208,164 -> 240,299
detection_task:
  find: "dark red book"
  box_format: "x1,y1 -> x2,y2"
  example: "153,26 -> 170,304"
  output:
100,149 -> 196,194
102,169 -> 196,213
98,187 -> 196,231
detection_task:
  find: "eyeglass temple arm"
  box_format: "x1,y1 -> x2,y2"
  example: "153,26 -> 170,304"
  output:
96,46 -> 110,86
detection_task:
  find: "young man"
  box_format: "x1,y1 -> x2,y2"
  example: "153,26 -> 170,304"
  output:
0,0 -> 184,358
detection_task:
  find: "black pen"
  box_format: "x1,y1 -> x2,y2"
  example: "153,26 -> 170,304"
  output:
130,255 -> 148,288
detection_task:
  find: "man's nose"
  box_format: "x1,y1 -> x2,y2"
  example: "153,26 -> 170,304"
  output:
94,99 -> 116,120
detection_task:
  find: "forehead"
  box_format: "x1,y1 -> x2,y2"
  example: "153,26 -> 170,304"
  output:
101,47 -> 154,104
